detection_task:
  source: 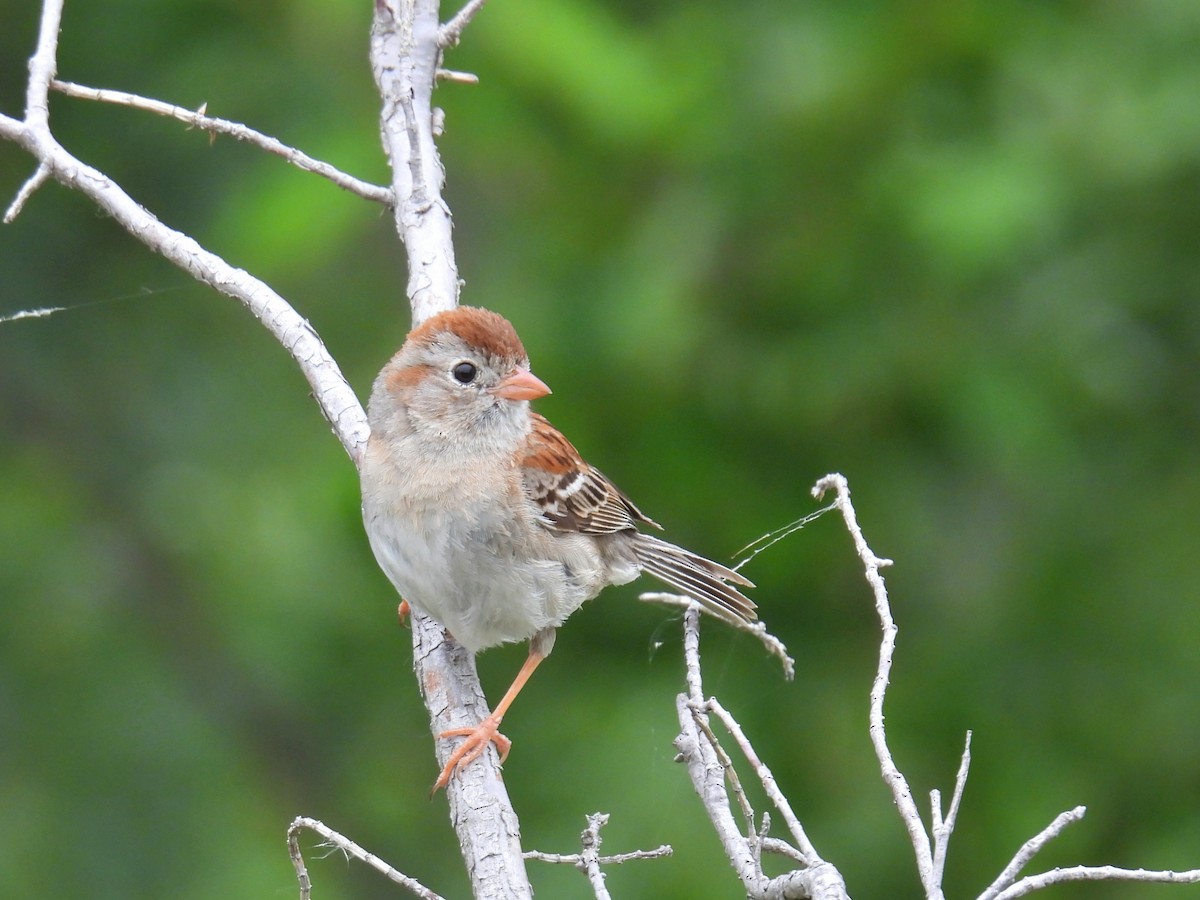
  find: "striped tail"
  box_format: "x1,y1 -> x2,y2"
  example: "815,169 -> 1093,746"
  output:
633,534 -> 757,625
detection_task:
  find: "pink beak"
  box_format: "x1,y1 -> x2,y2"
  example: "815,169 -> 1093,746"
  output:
495,367 -> 552,401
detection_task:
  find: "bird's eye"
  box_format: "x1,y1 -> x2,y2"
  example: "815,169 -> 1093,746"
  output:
452,361 -> 478,384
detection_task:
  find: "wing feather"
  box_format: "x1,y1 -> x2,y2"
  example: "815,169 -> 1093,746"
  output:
520,413 -> 756,625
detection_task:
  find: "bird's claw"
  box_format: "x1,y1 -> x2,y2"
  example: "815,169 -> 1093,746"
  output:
432,716 -> 511,793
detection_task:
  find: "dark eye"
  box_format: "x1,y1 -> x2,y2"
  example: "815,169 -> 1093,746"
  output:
452,361 -> 478,384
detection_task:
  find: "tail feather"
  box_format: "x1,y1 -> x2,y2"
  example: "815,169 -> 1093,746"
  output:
634,534 -> 757,625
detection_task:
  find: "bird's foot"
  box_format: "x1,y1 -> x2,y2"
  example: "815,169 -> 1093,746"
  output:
432,715 -> 511,793
396,600 -> 411,628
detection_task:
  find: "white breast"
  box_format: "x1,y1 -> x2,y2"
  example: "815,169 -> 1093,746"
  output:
361,439 -> 605,653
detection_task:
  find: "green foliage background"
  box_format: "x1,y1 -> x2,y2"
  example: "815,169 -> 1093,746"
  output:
3,1 -> 1200,897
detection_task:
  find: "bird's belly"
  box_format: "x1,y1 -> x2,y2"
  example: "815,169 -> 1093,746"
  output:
364,494 -> 597,653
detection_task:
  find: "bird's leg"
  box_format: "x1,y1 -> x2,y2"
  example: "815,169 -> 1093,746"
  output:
432,648 -> 545,793
397,600 -> 410,627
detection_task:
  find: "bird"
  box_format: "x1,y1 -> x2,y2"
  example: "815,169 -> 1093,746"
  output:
360,306 -> 756,791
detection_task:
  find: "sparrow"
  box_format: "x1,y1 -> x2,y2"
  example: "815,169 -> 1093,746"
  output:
360,306 -> 756,790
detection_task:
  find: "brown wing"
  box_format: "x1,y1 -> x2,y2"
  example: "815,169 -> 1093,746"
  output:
520,413 -> 660,534
520,413 -> 757,625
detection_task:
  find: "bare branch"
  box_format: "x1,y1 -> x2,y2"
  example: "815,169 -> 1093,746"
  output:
2,134 -> 368,462
522,814 -> 671,899
524,846 -> 673,867
674,608 -> 766,895
4,162 -> 50,222
978,807 -> 1087,900
639,591 -> 795,679
579,813 -> 615,900
439,0 -> 489,48
706,697 -> 821,864
931,731 -> 972,884
409,612 -> 532,896
288,817 -> 445,900
436,68 -> 479,84
992,865 -> 1200,900
51,80 -> 393,204
673,606 -> 849,900
812,474 -> 944,897
24,0 -> 62,130
0,302 -> 67,324
372,0 -> 461,325
760,836 -> 809,864
691,699 -> 758,840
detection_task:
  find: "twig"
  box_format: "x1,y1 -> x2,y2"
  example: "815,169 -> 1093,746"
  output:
706,696 -> 821,865
639,591 -> 795,680
522,814 -> 671,900
0,1 -> 369,464
435,68 -> 479,84
673,605 -> 849,899
4,162 -> 50,222
812,474 -> 944,898
524,846 -> 673,866
931,731 -> 972,884
439,0 -> 489,48
977,807 -> 1086,900
991,865 -> 1200,900
760,836 -> 809,864
0,303 -> 67,324
674,606 -> 764,894
287,817 -> 446,900
690,700 -> 758,840
50,80 -> 393,205
24,0 -> 62,130
577,814 -> 612,900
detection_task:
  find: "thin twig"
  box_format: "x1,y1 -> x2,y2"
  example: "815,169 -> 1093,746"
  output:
51,80 -> 393,204
760,836 -> 808,864
673,605 -> 849,899
639,592 -> 795,680
287,817 -> 446,900
812,474 -> 942,897
681,603 -> 705,704
439,0 -> 489,47
977,807 -> 1086,900
979,804 -> 1200,899
932,731 -> 972,883
690,700 -> 758,840
706,697 -> 822,865
0,1 -> 369,462
436,68 -> 479,84
992,865 -> 1200,900
522,814 -> 672,900
0,304 -> 68,325
523,847 -> 673,866
4,162 -> 50,222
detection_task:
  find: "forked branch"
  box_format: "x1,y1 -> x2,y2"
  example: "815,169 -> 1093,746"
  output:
523,813 -> 672,900
812,472 -> 1200,899
50,80 -> 393,204
288,817 -> 444,900
673,603 -> 849,899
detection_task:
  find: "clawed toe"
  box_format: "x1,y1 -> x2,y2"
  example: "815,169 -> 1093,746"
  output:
432,717 -> 511,793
